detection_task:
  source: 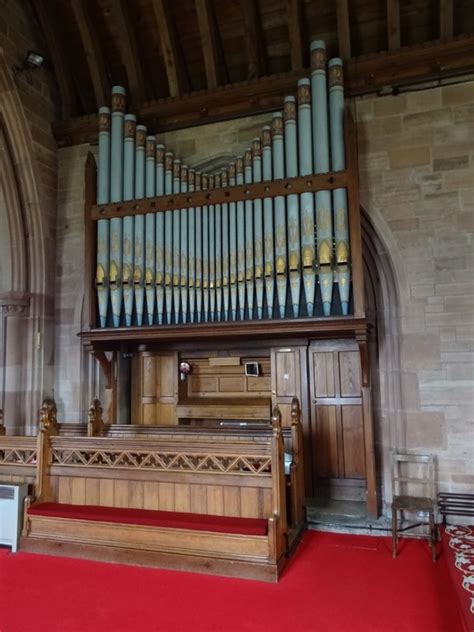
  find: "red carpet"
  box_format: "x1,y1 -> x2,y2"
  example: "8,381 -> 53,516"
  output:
0,531 -> 462,632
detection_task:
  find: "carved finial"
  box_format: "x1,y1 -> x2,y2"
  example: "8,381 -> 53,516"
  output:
40,397 -> 57,430
291,397 -> 300,425
87,398 -> 103,436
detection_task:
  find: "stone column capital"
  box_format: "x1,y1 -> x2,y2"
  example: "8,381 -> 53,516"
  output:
0,292 -> 30,316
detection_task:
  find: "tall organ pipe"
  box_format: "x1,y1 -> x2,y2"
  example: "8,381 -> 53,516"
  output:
155,144 -> 165,324
172,160 -> 181,323
122,113 -> 136,326
235,157 -> 246,320
188,169 -> 196,323
134,124 -> 146,326
329,57 -> 350,315
202,174 -> 210,322
284,97 -> 301,318
311,42 -> 334,317
180,165 -> 189,323
164,152 -> 173,323
272,113 -> 287,319
221,169 -> 230,321
96,106 -> 111,328
109,86 -> 126,327
145,136 -> 156,325
244,149 -> 254,320
252,138 -> 264,320
214,173 -> 223,321
228,165 -> 238,321
195,172 -> 203,322
261,126 -> 274,319
208,174 -> 216,321
297,78 -> 316,317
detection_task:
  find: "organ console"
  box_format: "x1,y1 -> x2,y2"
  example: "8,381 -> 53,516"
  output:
90,40 -> 358,330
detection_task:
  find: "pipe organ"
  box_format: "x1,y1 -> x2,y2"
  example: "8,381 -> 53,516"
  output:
93,40 -> 355,329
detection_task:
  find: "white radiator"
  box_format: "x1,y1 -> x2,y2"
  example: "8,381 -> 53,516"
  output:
0,482 -> 28,552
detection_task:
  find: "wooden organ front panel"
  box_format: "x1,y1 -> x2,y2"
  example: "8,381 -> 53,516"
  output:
131,352 -> 178,425
309,340 -> 366,498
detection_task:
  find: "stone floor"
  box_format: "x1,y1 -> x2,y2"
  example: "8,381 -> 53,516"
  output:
305,498 -> 392,535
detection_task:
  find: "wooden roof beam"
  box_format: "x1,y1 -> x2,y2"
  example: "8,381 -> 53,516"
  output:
241,0 -> 267,79
440,0 -> 454,40
111,0 -> 147,105
52,35 -> 474,147
70,0 -> 109,109
336,0 -> 351,61
386,0 -> 401,50
195,0 -> 228,89
151,0 -> 190,97
286,0 -> 305,71
33,0 -> 77,119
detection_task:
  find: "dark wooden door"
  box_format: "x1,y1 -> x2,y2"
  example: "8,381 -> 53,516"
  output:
309,340 -> 366,500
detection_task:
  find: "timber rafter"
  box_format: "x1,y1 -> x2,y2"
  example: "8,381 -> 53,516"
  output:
52,35 -> 474,148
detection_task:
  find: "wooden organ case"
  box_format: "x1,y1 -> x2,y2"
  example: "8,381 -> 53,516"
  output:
80,40 -> 377,518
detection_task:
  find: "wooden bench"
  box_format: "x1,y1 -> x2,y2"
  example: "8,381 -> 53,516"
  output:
21,400 -> 303,581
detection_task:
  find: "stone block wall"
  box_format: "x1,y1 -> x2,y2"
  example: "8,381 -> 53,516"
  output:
355,81 -> 474,498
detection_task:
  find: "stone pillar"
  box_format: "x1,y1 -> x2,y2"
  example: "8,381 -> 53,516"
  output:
0,292 -> 30,434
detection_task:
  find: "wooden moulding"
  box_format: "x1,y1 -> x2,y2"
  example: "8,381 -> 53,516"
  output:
90,171 -> 349,220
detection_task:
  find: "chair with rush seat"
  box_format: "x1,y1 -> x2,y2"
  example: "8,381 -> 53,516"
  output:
391,452 -> 437,562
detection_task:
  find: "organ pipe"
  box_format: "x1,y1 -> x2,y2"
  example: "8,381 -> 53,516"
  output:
96,106 -> 110,328
133,124 -> 146,326
122,113 -> 136,327
272,113 -> 287,319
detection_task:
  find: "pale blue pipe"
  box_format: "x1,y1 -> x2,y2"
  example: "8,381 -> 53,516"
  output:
221,169 -> 230,321
244,149 -> 254,320
134,125 -> 146,326
164,152 -> 173,323
145,136 -> 156,325
252,139 -> 264,320
173,160 -> 181,323
228,166 -> 238,320
155,144 -> 165,324
284,96 -> 301,318
236,158 -> 246,320
97,106 -> 110,328
109,86 -> 126,327
214,173 -> 223,321
188,170 -> 196,323
180,165 -> 188,323
202,174 -> 209,322
209,174 -> 216,322
195,172 -> 203,323
272,113 -> 287,319
261,126 -> 274,319
122,113 -> 136,326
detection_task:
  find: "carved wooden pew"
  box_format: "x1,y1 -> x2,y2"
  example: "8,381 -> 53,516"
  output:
21,404 -> 294,581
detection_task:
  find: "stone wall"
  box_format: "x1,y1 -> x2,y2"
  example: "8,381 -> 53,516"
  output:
355,81 -> 474,498
0,0 -> 59,432
53,80 -> 473,504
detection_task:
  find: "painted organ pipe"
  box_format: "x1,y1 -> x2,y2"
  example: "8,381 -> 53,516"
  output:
188,169 -> 196,323
172,160 -> 181,324
261,126 -> 275,319
235,158 -> 246,320
329,58 -> 350,315
122,114 -> 136,327
221,169 -> 230,321
133,124 -> 146,326
164,152 -> 173,324
195,172 -> 203,323
214,173 -> 223,321
109,86 -> 125,327
228,164 -> 238,320
155,144 -> 165,324
145,136 -> 156,325
180,164 -> 189,323
208,174 -> 216,322
272,113 -> 287,319
202,174 -> 209,322
244,149 -> 254,320
94,41 -> 352,328
96,107 -> 110,328
283,97 -> 301,318
252,139 -> 264,320
311,41 -> 334,316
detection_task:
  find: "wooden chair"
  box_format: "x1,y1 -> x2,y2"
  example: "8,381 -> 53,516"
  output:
391,452 -> 437,562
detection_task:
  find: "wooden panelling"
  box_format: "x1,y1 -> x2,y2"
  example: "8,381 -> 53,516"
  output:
313,352 -> 336,398
52,472 -> 268,519
339,351 -> 361,397
309,340 -> 367,497
132,352 -> 179,425
341,406 -> 366,478
312,406 -> 339,479
272,350 -> 298,398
